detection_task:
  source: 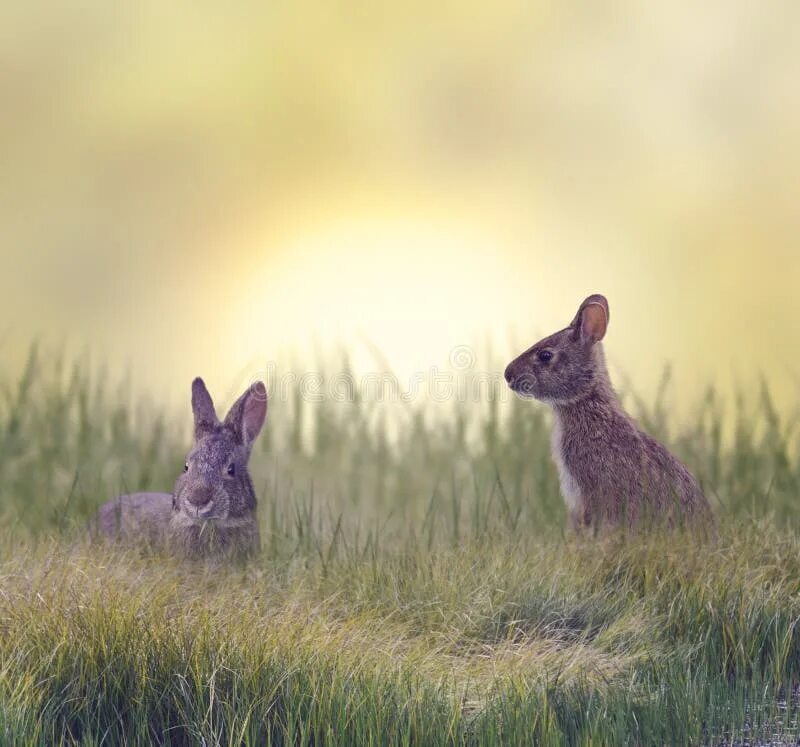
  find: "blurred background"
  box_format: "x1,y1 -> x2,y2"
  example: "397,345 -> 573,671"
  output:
2,0 -> 798,415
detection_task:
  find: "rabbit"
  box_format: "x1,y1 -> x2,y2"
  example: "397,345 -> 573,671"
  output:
504,294 -> 711,529
93,377 -> 267,557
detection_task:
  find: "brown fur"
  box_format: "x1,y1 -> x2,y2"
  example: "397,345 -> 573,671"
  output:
504,294 -> 711,529
93,378 -> 268,558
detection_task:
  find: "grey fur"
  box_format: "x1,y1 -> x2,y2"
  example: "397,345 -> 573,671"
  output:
93,378 -> 268,557
504,294 -> 711,529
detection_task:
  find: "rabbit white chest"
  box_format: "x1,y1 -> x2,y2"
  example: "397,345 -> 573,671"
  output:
551,416 -> 582,512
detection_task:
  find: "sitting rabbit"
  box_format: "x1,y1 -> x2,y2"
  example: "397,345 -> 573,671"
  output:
94,378 -> 267,557
504,294 -> 711,529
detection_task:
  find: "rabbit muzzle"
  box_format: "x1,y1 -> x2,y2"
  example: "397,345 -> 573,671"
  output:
504,361 -> 538,399
185,485 -> 215,514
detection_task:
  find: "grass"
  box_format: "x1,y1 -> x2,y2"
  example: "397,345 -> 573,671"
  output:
1,345 -> 800,744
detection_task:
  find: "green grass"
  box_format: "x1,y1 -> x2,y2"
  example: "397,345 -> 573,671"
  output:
1,346 -> 799,744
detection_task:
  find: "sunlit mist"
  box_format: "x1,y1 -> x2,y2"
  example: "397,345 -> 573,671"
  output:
1,1 -> 798,414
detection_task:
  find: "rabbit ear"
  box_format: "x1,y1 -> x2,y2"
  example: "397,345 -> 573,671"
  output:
224,381 -> 268,449
571,294 -> 609,344
191,377 -> 218,440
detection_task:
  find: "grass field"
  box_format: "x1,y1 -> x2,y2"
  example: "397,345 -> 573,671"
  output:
1,347 -> 800,745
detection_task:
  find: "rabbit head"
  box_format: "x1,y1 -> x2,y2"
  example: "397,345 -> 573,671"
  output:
504,294 -> 610,405
172,378 -> 268,523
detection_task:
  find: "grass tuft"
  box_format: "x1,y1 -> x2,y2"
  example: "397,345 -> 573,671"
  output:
1,348 -> 799,743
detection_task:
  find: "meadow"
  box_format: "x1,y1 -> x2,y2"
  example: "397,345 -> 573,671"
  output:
1,347 -> 800,745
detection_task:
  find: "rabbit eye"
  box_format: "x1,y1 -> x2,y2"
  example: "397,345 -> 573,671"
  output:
183,463 -> 189,473
537,350 -> 553,363
226,463 -> 236,477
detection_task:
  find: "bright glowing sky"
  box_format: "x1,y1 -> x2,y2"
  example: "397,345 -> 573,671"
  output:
1,2 -> 798,416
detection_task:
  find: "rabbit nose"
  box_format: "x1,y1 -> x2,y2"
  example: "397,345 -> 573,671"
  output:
187,485 -> 213,507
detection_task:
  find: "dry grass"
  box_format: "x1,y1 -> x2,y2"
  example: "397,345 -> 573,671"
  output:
0,348 -> 799,743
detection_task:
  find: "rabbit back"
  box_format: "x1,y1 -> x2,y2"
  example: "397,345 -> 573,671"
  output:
553,399 -> 707,527
92,492 -> 173,545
